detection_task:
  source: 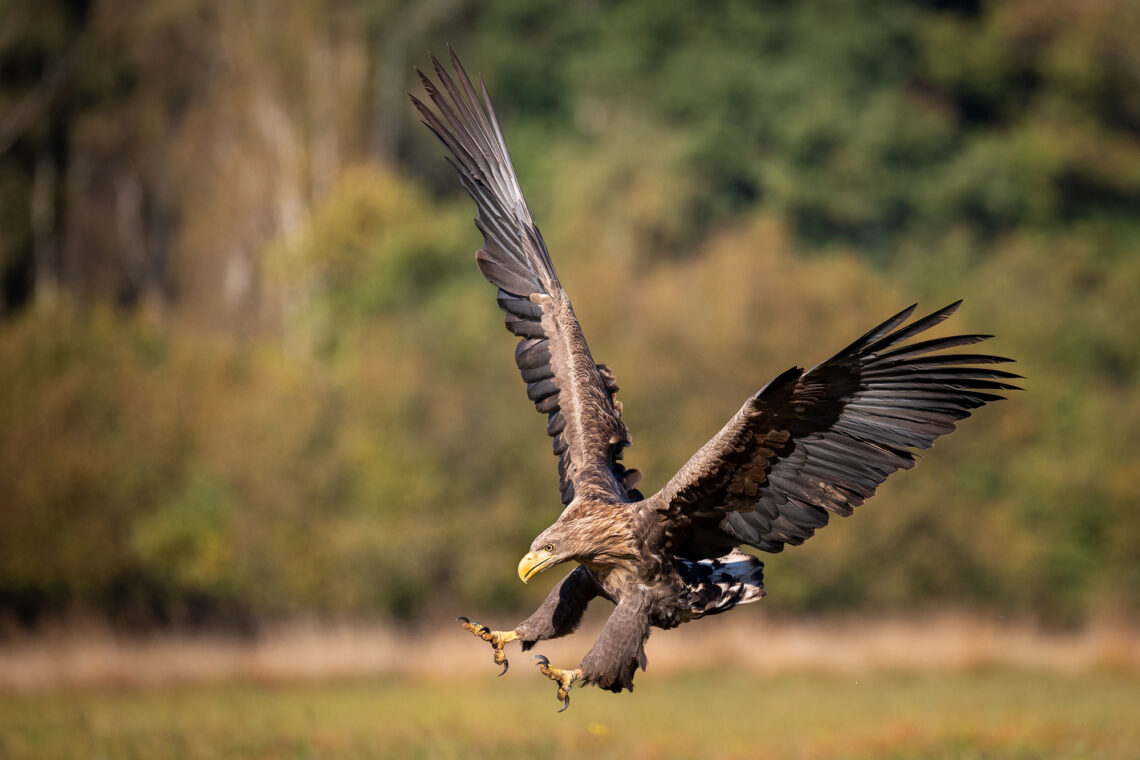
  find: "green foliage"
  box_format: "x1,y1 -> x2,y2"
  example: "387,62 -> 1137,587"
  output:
468,0 -> 1140,250
290,169 -> 470,319
132,473 -> 236,593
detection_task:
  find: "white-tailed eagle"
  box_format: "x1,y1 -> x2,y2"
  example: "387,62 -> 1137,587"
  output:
410,51 -> 1018,710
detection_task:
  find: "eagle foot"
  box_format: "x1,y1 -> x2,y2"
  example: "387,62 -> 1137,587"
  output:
457,616 -> 518,676
532,654 -> 580,712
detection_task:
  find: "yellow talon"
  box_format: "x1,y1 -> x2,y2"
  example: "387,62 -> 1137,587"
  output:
532,654 -> 580,712
457,617 -> 518,675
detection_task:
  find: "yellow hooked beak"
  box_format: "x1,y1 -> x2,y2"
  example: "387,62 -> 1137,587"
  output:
518,548 -> 556,583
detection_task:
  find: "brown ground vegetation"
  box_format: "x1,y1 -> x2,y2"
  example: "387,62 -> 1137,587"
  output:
3,613 -> 1137,694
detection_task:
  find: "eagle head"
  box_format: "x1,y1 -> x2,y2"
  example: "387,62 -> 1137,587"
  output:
518,505 -> 638,583
517,525 -> 575,583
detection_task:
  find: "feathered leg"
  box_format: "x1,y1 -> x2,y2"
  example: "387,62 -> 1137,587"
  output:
458,565 -> 598,675
532,587 -> 651,710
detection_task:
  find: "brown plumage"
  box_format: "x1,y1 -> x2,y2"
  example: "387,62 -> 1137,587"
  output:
411,50 -> 1019,708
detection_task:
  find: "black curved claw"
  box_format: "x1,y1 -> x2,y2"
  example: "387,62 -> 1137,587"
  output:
456,616 -> 470,624
557,690 -> 571,713
478,625 -> 491,635
498,660 -> 509,677
532,654 -> 549,667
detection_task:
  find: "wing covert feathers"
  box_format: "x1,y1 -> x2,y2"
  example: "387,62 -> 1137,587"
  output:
653,302 -> 1019,558
412,51 -> 638,506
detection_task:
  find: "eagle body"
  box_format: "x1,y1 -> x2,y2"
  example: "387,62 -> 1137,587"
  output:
538,496 -> 765,620
410,51 -> 1018,706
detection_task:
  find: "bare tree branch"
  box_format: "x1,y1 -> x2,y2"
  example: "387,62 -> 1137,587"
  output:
0,39 -> 83,156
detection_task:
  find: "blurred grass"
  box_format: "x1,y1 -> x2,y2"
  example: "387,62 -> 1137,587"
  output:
1,670 -> 1137,759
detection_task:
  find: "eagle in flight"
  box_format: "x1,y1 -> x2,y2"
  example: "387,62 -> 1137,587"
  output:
410,51 -> 1018,711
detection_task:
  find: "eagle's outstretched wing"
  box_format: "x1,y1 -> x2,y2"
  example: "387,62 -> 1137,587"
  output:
652,301 -> 1019,558
410,51 -> 641,506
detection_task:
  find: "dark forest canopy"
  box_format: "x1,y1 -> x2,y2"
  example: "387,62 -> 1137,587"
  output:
4,0 -> 1139,316
0,0 -> 1137,629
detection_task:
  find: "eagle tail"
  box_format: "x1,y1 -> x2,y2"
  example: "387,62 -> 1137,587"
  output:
676,550 -> 766,619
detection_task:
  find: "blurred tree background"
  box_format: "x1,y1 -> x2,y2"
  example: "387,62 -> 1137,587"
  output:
1,0 -> 1137,631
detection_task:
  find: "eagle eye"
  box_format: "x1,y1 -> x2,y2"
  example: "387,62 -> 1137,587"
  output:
543,543 -> 554,553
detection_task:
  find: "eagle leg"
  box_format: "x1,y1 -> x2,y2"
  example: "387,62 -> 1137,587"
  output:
532,654 -> 580,712
457,617 -> 518,675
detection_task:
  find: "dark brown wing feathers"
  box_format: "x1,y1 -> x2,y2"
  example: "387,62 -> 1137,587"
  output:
411,52 -> 554,295
414,51 -> 1012,551
411,51 -> 639,506
654,301 -> 1019,558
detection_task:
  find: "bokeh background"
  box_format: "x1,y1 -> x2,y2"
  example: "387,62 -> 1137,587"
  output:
2,0 -> 1139,757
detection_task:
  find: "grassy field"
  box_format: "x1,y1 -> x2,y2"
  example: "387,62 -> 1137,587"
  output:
2,669 -> 1138,759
